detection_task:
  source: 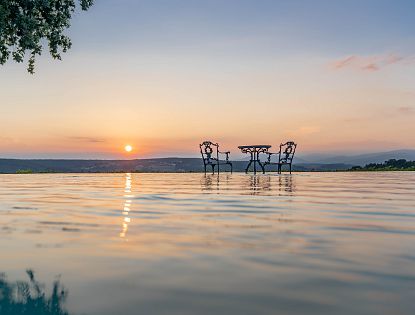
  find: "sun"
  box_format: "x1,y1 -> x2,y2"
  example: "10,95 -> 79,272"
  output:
124,145 -> 133,153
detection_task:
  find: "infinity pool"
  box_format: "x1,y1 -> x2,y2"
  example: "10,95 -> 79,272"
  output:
1,172 -> 415,315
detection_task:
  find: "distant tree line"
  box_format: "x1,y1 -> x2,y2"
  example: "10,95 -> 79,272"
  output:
350,159 -> 415,171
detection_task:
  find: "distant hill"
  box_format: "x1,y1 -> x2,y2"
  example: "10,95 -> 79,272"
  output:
0,149 -> 413,173
0,158 -> 203,173
0,158 -> 350,173
297,149 -> 415,166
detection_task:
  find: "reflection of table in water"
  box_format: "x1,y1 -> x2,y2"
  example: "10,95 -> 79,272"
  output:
238,145 -> 271,174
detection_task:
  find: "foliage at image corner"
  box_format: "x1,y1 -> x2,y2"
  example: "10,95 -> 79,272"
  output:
0,0 -> 93,74
0,269 -> 69,315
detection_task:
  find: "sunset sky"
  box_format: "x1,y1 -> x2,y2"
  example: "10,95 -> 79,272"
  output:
1,0 -> 415,159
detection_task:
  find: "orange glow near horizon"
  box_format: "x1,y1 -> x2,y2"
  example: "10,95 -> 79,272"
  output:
1,1 -> 415,159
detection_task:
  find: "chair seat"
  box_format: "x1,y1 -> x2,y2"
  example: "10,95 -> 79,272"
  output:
200,140 -> 233,174
263,141 -> 297,174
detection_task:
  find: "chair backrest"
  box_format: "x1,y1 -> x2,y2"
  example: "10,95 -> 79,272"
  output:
279,141 -> 297,164
199,141 -> 219,164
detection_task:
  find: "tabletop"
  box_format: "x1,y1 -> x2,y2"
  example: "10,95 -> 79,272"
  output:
238,145 -> 271,149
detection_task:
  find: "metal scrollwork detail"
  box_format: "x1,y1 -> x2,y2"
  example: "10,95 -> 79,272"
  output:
199,141 -> 233,174
263,141 -> 297,174
238,145 -> 271,174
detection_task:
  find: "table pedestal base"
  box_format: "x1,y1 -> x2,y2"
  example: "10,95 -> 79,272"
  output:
245,152 -> 265,174
238,145 -> 271,175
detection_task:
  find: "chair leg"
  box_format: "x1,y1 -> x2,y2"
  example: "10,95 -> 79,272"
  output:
204,165 -> 207,174
260,162 -> 265,174
289,164 -> 292,174
212,164 -> 215,174
230,163 -> 233,173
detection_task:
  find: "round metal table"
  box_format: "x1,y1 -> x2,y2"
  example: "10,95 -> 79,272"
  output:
238,145 -> 271,174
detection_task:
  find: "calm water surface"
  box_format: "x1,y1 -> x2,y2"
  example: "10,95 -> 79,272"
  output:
1,172 -> 415,315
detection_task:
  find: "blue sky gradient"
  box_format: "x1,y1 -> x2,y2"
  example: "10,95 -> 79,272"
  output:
1,0 -> 414,158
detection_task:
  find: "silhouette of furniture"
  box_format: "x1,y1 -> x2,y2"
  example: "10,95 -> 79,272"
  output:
264,141 -> 297,174
200,141 -> 232,174
238,145 -> 271,174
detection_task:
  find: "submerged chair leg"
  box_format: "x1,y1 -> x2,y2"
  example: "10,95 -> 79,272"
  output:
259,162 -> 265,174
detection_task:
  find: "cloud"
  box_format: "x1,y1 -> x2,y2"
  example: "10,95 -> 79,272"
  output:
333,56 -> 356,68
284,125 -> 321,138
67,136 -> 107,143
0,136 -> 14,143
331,53 -> 412,72
397,106 -> 414,114
361,63 -> 379,72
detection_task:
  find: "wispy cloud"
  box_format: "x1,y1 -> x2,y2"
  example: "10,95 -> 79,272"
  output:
331,53 -> 413,72
0,136 -> 14,143
397,106 -> 414,114
284,125 -> 321,138
67,136 -> 107,143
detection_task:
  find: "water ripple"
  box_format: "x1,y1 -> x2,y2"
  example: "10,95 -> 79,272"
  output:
0,172 -> 414,315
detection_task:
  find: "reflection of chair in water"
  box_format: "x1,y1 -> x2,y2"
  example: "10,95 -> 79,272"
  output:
201,174 -> 219,191
264,141 -> 297,174
199,141 -> 232,174
278,174 -> 295,193
200,173 -> 231,191
0,270 -> 70,315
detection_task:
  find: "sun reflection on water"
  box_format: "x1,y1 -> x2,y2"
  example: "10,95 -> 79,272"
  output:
120,173 -> 133,239
1,173 -> 415,315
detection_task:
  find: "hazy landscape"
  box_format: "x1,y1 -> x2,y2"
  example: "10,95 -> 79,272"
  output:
1,149 -> 414,173
1,1 -> 415,315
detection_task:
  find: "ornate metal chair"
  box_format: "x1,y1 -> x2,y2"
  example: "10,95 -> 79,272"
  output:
264,141 -> 297,174
199,141 -> 232,174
